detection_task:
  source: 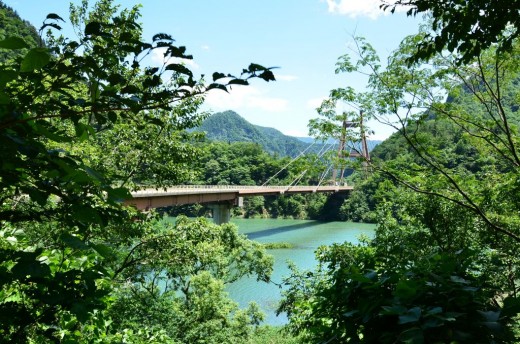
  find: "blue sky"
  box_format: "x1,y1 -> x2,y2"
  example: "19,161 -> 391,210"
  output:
5,0 -> 421,139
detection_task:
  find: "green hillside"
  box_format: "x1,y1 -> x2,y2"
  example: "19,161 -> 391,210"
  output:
0,1 -> 41,62
197,110 -> 309,156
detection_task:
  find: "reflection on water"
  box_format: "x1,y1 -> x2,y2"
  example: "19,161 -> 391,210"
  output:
226,218 -> 375,325
246,221 -> 324,240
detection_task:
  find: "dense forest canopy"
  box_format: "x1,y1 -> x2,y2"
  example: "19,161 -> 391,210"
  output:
280,6 -> 520,343
2,0 -> 520,343
0,0 -> 277,342
0,1 -> 41,61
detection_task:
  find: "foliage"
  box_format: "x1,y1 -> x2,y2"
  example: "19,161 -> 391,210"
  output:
247,325 -> 303,344
0,1 -> 41,62
281,185 -> 520,343
383,0 -> 520,63
108,216 -> 273,343
323,30 -> 520,244
194,141 -> 285,186
280,242 -> 520,343
0,0 -> 276,342
262,242 -> 294,249
281,11 -> 520,344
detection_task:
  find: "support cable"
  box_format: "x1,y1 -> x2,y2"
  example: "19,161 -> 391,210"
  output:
286,169 -> 308,191
315,164 -> 333,191
262,140 -> 317,186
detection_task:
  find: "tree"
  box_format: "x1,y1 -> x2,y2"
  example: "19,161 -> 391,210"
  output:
323,31 -> 520,244
108,216 -> 273,344
280,241 -> 520,343
0,0 -> 275,341
281,18 -> 520,344
0,1 -> 41,62
383,0 -> 520,63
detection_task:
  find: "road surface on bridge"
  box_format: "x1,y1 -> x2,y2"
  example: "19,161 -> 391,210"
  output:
125,185 -> 353,210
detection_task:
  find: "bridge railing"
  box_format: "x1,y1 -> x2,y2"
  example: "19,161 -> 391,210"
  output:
131,184 -> 351,196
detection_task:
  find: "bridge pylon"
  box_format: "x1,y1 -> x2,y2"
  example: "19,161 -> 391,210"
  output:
331,110 -> 370,184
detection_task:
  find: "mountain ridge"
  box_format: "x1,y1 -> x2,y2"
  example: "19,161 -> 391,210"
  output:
197,110 -> 382,157
197,110 -> 309,156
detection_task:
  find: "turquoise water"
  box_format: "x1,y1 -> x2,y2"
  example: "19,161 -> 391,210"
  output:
226,218 -> 375,325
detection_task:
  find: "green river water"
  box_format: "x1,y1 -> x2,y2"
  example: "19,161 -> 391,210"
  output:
226,218 -> 376,325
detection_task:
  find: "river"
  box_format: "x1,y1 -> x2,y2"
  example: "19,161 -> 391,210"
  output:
226,218 -> 376,325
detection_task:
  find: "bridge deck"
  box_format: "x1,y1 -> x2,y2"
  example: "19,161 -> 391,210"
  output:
125,185 -> 353,210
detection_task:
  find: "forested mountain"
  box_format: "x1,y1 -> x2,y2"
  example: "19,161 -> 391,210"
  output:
0,1 -> 41,62
198,110 -> 383,157
197,110 -> 309,156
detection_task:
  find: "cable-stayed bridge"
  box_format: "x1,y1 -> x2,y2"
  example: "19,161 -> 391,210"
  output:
124,111 -> 372,223
124,184 -> 353,224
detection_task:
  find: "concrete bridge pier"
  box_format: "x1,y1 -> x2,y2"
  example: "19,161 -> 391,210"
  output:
210,203 -> 231,225
209,198 -> 243,225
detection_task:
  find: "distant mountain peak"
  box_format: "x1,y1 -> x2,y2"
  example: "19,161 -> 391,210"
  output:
197,111 -> 309,156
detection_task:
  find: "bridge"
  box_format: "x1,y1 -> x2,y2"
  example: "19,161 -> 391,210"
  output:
123,110 -> 371,224
124,184 -> 353,224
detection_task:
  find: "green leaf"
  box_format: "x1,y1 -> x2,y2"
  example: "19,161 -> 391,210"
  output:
145,67 -> 159,75
425,307 -> 442,316
421,316 -> 444,329
212,72 -> 226,81
247,63 -> 266,72
107,73 -> 125,85
46,13 -> 65,22
0,92 -> 10,104
398,307 -> 421,324
74,123 -> 93,141
0,37 -> 30,49
12,258 -> 51,279
107,111 -> 117,123
381,305 -> 407,315
121,85 -> 140,94
84,167 -> 104,183
343,310 -> 358,317
27,187 -> 49,205
35,122 -> 72,143
395,279 -> 419,300
449,275 -> 469,284
40,23 -> 62,31
71,204 -> 103,226
478,310 -> 499,322
0,69 -> 18,87
91,243 -> 114,259
258,70 -> 276,81
399,327 -> 424,344
501,296 -> 520,318
71,302 -> 90,323
165,63 -> 193,77
20,48 -> 51,72
228,79 -> 249,86
106,187 -> 132,202
61,233 -> 89,250
153,33 -> 174,42
207,83 -> 228,92
85,22 -> 102,36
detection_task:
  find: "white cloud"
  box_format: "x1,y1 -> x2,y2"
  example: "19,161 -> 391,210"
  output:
201,45 -> 210,51
150,47 -> 200,69
307,97 -> 327,109
325,0 -> 406,19
275,74 -> 298,81
205,85 -> 288,113
283,128 -> 309,137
